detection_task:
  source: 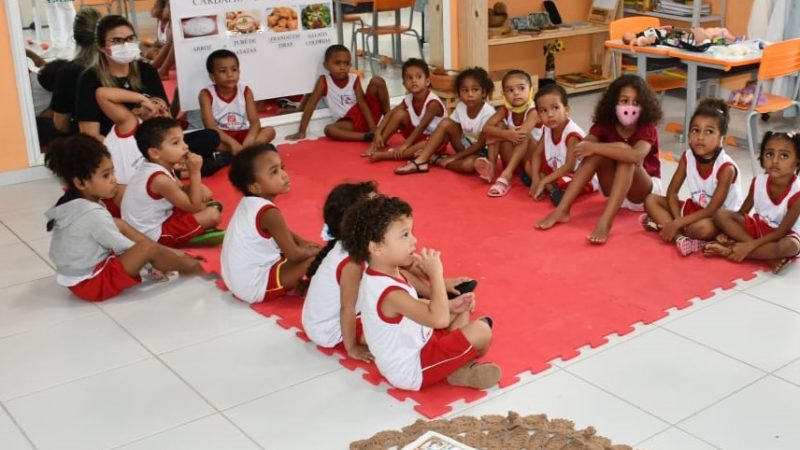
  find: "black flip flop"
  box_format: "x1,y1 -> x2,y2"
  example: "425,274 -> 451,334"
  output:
448,279 -> 478,299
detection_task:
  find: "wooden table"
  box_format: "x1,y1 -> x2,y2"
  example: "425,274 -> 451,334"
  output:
604,39 -> 674,78
332,0 -> 404,63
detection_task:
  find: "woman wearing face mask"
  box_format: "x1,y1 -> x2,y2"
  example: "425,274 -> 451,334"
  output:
76,15 -> 221,174
536,74 -> 665,244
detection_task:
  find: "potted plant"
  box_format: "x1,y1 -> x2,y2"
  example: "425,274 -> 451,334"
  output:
543,39 -> 565,80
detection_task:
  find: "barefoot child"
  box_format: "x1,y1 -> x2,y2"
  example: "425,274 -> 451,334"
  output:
199,49 -> 276,155
45,135 -> 202,302
366,59 -> 446,165
706,131 -> 800,273
643,98 -> 743,256
479,70 -> 543,197
341,196 -> 500,391
221,145 -> 322,303
286,45 -> 390,142
301,182 -> 378,361
122,117 -> 223,247
394,67 -> 496,175
525,83 -> 597,206
536,74 -> 664,244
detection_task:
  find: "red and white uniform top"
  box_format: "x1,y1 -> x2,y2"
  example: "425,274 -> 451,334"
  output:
322,73 -> 358,120
357,267 -> 432,390
104,122 -> 143,185
503,103 -> 543,141
751,174 -> 800,234
221,196 -> 283,304
683,149 -> 743,211
403,91 -> 446,135
542,118 -> 585,172
121,162 -> 176,241
449,101 -> 495,143
301,240 -> 357,347
201,83 -> 250,131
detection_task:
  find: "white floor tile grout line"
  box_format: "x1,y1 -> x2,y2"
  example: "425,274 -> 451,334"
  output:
671,373 -> 772,428
0,400 -> 39,450
633,424 -> 724,450
0,302 -> 101,342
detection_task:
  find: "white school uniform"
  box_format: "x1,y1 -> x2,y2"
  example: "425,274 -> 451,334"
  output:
449,101 -> 495,145
121,162 -> 176,240
301,241 -> 358,347
201,83 -> 251,131
403,91 -> 446,135
104,123 -> 144,185
322,73 -> 358,120
357,267 -> 432,390
683,149 -> 743,213
542,119 -> 585,172
750,174 -> 800,235
221,197 -> 284,304
503,103 -> 543,141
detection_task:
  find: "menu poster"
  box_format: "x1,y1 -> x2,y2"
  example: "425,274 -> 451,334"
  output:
170,1 -> 335,111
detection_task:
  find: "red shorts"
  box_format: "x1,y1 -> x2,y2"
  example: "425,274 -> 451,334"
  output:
68,255 -> 141,302
681,199 -> 704,216
222,129 -> 249,145
420,328 -> 478,388
539,156 -> 595,195
339,94 -> 383,133
744,214 -> 800,257
399,123 -> 432,144
101,198 -> 121,218
158,209 -> 203,247
262,256 -> 288,302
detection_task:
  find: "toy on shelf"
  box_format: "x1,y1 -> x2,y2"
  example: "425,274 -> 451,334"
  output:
622,25 -> 738,52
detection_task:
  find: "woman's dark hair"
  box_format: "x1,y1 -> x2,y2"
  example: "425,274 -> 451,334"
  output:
534,82 -> 569,108
502,69 -> 531,88
38,59 -> 69,92
228,144 -> 279,196
73,7 -> 102,66
298,181 -> 378,294
135,117 -> 181,159
45,134 -> 110,190
690,97 -> 730,135
402,58 -> 430,78
206,49 -> 239,73
456,67 -> 494,99
592,74 -> 662,126
341,196 -> 413,264
759,131 -> 800,172
93,15 -> 142,91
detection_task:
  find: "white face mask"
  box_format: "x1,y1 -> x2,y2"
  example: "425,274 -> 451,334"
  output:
108,42 -> 140,64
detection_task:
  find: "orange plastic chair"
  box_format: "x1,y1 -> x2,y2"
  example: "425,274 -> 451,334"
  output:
353,0 -> 424,74
729,38 -> 800,173
608,17 -> 687,94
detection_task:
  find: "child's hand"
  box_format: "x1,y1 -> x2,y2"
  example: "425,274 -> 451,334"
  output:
417,248 -> 443,278
659,220 -> 681,242
574,141 -> 594,159
505,128 -> 526,144
531,181 -> 547,200
138,97 -> 157,117
346,343 -> 374,363
186,152 -> 203,174
286,132 -> 305,141
449,292 -> 476,314
373,133 -> 385,149
728,242 -> 754,262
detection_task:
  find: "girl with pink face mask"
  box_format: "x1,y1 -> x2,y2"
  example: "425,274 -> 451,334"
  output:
536,74 -> 664,244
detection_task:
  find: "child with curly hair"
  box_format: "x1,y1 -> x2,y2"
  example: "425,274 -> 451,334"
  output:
536,74 -> 664,244
341,196 -> 499,391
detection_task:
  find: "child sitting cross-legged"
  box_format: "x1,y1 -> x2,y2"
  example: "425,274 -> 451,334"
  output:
45,134 -> 202,302
341,196 -> 500,391
122,117 -> 223,247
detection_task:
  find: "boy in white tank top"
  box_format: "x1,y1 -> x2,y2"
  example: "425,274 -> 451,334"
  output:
199,49 -> 276,155
365,59 -> 446,165
287,45 -> 390,143
222,145 -> 321,303
340,196 -> 500,391
707,131 -> 800,274
122,117 -> 222,247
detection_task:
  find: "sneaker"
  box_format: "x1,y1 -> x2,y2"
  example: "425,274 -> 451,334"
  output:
446,362 -> 501,390
189,229 -> 225,246
639,214 -> 660,232
676,235 -> 705,256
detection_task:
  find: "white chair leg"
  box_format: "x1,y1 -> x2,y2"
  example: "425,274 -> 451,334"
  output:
365,34 -> 377,75
351,23 -> 359,69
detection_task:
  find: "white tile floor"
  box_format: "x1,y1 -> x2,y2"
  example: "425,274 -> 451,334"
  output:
4,8 -> 800,450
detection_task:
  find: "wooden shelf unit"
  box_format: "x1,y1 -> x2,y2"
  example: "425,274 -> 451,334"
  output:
622,0 -> 726,28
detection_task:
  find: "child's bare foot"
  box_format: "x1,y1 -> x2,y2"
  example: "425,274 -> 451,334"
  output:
446,362 -> 501,390
703,241 -> 732,258
771,258 -> 791,274
587,222 -> 611,245
368,150 -> 395,162
714,233 -> 734,246
360,146 -> 376,157
535,209 -> 570,230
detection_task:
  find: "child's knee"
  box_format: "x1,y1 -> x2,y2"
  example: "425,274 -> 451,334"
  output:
464,320 -> 493,353
259,126 -> 276,142
368,76 -> 387,89
713,208 -> 732,224
686,220 -> 716,240
196,206 -> 221,227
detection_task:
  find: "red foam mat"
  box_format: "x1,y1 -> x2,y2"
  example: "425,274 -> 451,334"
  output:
191,138 -> 761,418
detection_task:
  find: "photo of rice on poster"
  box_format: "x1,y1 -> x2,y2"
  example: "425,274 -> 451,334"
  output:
300,3 -> 332,30
265,6 -> 299,32
225,10 -> 262,35
181,15 -> 219,39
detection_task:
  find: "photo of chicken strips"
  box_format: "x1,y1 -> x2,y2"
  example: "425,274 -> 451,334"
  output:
225,10 -> 260,34
266,7 -> 299,32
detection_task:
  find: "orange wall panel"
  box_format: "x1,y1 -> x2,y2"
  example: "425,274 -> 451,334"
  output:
0,2 -> 31,172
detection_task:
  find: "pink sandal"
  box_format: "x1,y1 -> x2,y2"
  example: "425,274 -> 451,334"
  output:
474,157 -> 494,183
487,177 -> 511,197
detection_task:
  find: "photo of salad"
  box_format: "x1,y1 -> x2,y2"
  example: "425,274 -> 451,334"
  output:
301,4 -> 332,30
